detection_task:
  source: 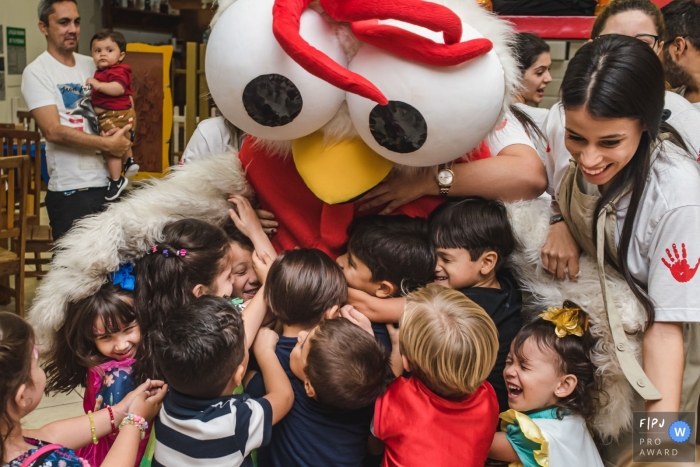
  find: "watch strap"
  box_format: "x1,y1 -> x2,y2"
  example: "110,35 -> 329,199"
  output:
549,214 -> 565,225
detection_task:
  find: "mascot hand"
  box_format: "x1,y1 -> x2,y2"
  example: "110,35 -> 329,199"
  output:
252,250 -> 274,284
541,221 -> 580,282
255,209 -> 278,236
358,169 -> 435,215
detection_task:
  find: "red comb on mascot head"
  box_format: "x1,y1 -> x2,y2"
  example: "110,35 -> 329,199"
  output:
205,0 -> 519,257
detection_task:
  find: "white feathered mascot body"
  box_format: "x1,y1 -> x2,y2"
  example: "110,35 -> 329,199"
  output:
28,0 -> 644,442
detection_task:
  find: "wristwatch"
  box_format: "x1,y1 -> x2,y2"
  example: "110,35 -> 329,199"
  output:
549,214 -> 565,225
437,167 -> 454,197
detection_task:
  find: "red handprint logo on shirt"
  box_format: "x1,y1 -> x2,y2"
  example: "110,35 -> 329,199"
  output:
661,243 -> 700,283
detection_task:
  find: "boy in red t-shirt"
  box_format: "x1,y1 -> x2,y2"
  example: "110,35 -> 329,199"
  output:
372,284 -> 500,466
86,30 -> 139,201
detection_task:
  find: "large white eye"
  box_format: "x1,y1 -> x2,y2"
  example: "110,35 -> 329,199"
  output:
346,21 -> 505,166
206,0 -> 346,141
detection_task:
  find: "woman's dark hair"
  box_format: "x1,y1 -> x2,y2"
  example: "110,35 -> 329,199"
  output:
560,35 -> 688,324
265,249 -> 347,328
347,215 -> 436,295
591,0 -> 665,40
134,219 -> 232,382
0,312 -> 35,464
429,197 -> 518,272
305,318 -> 394,411
513,317 -> 602,421
43,284 -> 135,395
154,296 -> 245,399
511,32 -> 551,74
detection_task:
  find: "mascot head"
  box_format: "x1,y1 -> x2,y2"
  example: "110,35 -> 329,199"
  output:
206,0 -> 519,203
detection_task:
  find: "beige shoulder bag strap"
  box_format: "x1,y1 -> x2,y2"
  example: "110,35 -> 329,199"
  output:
596,207 -> 662,401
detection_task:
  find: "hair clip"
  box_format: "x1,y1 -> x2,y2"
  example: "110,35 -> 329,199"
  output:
93,327 -> 106,335
111,263 -> 135,291
177,249 -> 187,257
151,245 -> 158,253
539,301 -> 588,338
163,249 -> 169,257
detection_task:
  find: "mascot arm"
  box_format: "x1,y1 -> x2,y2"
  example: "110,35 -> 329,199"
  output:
643,322 -> 684,412
449,144 -> 546,202
32,105 -> 129,155
359,144 -> 546,214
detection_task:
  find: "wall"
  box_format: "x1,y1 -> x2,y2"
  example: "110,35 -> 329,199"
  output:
0,0 -> 99,123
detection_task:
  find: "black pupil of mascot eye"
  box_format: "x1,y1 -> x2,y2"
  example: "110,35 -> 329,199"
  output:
369,101 -> 427,153
242,74 -> 303,127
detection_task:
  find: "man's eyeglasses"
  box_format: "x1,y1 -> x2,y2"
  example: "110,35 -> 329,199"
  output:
594,33 -> 660,48
634,34 -> 660,48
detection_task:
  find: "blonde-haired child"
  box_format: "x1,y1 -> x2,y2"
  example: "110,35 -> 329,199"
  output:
373,284 -> 500,466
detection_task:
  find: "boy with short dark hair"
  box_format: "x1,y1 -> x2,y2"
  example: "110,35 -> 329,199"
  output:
290,316 -> 394,412
336,215 -> 436,348
153,296 -> 293,467
429,197 -> 523,413
246,249 -> 392,467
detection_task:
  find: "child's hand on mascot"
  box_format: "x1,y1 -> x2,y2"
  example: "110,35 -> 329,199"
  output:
252,250 -> 274,284
229,195 -> 269,240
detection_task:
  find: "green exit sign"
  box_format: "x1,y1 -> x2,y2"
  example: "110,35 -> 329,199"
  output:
7,27 -> 26,47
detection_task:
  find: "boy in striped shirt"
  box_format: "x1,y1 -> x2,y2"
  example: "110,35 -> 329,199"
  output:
152,296 -> 293,466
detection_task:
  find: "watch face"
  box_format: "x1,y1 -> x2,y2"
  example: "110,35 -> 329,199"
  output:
438,170 -> 454,185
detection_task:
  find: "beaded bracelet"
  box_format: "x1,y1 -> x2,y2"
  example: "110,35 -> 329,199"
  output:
105,405 -> 118,435
87,411 -> 98,445
119,413 -> 149,440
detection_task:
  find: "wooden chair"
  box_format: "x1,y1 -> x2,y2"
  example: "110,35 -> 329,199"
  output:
0,129 -> 53,278
0,155 -> 30,316
16,110 -> 37,133
0,123 -> 24,130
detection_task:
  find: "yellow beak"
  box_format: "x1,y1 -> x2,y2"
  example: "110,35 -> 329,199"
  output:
292,131 -> 393,205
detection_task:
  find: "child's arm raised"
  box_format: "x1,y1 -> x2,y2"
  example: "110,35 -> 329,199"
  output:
347,288 -> 405,323
488,432 -> 520,463
24,380 -> 166,450
229,195 -> 277,261
86,78 -> 126,97
253,328 -> 294,424
102,385 -> 168,467
241,251 -> 275,349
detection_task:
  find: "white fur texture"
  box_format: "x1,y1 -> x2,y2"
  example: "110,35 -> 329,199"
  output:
507,198 -> 646,441
28,153 -> 252,350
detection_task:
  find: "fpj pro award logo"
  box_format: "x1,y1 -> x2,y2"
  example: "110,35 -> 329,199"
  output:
633,412 -> 696,463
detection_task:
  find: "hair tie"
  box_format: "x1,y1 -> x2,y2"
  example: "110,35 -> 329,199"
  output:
177,249 -> 187,257
539,301 -> 588,338
111,263 -> 135,291
163,249 -> 169,258
151,245 -> 157,253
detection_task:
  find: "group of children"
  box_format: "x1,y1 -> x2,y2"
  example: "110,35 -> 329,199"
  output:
1,195 -> 606,467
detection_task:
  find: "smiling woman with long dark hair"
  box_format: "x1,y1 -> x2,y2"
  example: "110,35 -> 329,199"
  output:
542,34 -> 700,445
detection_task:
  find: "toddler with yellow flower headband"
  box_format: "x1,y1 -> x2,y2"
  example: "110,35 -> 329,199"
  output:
488,302 -> 605,467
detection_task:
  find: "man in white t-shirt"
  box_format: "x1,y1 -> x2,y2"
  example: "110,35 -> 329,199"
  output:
21,0 -> 132,240
661,0 -> 700,111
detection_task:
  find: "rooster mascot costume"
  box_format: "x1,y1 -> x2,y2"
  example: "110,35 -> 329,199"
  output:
29,0 -> 649,454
